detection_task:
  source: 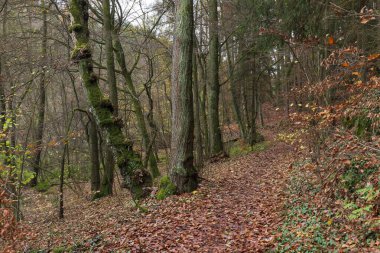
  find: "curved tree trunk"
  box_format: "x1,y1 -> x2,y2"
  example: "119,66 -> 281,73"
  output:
113,34 -> 160,179
69,0 -> 151,199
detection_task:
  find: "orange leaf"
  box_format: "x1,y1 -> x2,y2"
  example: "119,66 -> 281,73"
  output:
360,16 -> 376,24
368,53 -> 380,61
328,36 -> 335,45
341,62 -> 349,67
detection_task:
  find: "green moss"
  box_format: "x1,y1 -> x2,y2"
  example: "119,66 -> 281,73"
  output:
98,118 -> 114,127
71,43 -> 91,61
343,116 -> 372,138
156,176 -> 176,200
68,23 -> 82,33
228,141 -> 271,157
251,141 -> 271,152
52,246 -> 66,253
69,0 -> 81,21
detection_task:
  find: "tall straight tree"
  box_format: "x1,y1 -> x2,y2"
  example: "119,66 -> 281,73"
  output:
207,0 -> 223,156
169,0 -> 197,193
69,0 -> 151,199
100,0 -> 117,196
31,0 -> 48,186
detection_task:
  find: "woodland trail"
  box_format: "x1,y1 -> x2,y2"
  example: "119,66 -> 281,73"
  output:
21,128 -> 293,253
105,129 -> 294,252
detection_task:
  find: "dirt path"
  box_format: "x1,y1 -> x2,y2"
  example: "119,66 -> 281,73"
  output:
103,133 -> 293,252
19,129 -> 293,253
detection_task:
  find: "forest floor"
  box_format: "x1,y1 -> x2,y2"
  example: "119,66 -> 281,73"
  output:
17,112 -> 295,252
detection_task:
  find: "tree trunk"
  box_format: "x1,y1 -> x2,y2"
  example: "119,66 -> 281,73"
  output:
99,0 -> 117,195
59,142 -> 67,219
196,52 -> 209,158
102,0 -> 118,115
101,147 -> 114,195
69,0 -> 151,199
88,114 -> 100,195
193,49 -> 203,168
113,33 -> 160,179
207,0 -> 223,155
226,40 -> 247,139
31,0 -> 48,187
169,0 -> 197,194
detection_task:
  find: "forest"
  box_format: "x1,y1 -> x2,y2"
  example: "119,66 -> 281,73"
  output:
1,0 -> 380,252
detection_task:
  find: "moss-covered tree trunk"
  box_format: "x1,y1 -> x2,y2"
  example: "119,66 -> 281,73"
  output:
169,0 -> 198,194
69,0 -> 151,199
113,34 -> 160,178
100,0 -> 117,196
207,0 -> 224,156
31,0 -> 48,187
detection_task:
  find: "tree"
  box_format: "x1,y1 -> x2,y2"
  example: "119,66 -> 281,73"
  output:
169,0 -> 197,193
112,23 -> 160,179
69,0 -> 151,199
88,115 -> 100,195
30,0 -> 48,187
207,0 -> 224,155
99,0 -> 117,196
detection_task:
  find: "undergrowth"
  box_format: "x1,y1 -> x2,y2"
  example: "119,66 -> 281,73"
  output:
228,141 -> 271,157
274,157 -> 380,252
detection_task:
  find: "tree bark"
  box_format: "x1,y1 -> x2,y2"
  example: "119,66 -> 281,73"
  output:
69,0 -> 151,199
30,0 -> 47,187
99,0 -> 117,196
207,0 -> 223,155
169,0 -> 197,194
102,0 -> 118,115
88,114 -> 100,194
193,50 -> 203,168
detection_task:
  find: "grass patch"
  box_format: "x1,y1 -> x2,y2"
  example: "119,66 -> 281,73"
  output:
35,181 -> 50,192
228,141 -> 271,158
